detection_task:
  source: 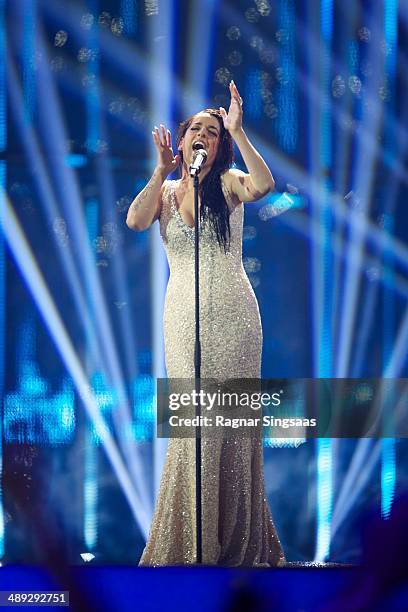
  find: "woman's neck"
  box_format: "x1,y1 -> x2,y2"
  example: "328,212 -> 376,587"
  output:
180,162 -> 211,185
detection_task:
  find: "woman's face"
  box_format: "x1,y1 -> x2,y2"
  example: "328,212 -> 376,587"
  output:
179,112 -> 221,172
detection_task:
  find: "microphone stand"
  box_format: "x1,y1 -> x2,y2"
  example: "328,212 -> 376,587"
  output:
192,169 -> 202,564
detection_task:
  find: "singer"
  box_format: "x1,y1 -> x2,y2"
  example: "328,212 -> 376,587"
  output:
127,80 -> 285,566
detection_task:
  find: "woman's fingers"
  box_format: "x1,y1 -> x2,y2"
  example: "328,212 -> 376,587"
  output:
152,125 -> 176,166
152,124 -> 178,171
152,125 -> 168,149
152,127 -> 163,152
230,80 -> 243,105
219,106 -> 228,121
231,79 -> 240,96
152,128 -> 160,147
160,124 -> 167,146
155,124 -> 172,148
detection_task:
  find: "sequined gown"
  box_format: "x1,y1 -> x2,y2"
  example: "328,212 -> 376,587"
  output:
139,173 -> 284,567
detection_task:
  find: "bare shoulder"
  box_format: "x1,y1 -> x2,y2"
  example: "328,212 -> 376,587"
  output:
220,169 -> 244,209
221,168 -> 246,190
222,168 -> 271,203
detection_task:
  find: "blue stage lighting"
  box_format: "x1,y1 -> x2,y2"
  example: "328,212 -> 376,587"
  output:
275,0 -> 298,153
0,0 -> 6,557
245,70 -> 262,120
131,375 -> 156,441
315,438 -> 333,561
22,0 -> 37,124
381,438 -> 396,519
121,0 -> 138,35
65,153 -> 88,168
4,319 -> 76,444
381,0 -> 399,520
84,427 -> 98,551
315,0 -> 334,562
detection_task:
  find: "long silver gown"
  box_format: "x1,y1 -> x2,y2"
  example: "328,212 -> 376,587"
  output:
139,173 -> 285,566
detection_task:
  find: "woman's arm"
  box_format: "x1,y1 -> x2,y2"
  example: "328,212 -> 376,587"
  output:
228,129 -> 275,202
126,124 -> 180,231
219,81 -> 275,203
126,166 -> 166,231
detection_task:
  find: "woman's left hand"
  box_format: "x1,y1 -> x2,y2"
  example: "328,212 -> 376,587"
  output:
219,80 -> 243,134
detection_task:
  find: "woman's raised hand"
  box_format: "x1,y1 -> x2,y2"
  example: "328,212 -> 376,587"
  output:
219,80 -> 243,135
152,124 -> 180,177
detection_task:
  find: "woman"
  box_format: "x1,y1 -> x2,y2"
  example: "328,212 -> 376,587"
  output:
127,80 -> 285,566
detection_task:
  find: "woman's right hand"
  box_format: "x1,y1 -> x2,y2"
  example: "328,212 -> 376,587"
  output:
152,124 -> 180,177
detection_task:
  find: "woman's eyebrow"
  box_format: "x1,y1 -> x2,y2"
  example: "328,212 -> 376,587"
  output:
192,122 -> 219,134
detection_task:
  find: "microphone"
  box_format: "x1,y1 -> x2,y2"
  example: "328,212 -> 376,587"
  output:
189,142 -> 208,177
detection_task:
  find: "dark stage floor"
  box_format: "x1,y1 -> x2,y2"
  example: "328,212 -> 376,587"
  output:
1,563 -> 407,612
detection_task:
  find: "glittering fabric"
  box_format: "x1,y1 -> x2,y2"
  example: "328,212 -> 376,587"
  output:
139,174 -> 285,567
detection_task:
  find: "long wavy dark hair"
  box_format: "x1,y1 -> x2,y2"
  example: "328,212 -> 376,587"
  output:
176,109 -> 234,252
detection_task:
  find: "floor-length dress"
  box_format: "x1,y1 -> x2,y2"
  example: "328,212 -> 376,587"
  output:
139,173 -> 285,566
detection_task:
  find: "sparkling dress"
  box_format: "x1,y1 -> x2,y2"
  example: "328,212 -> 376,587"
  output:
139,173 -> 285,567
